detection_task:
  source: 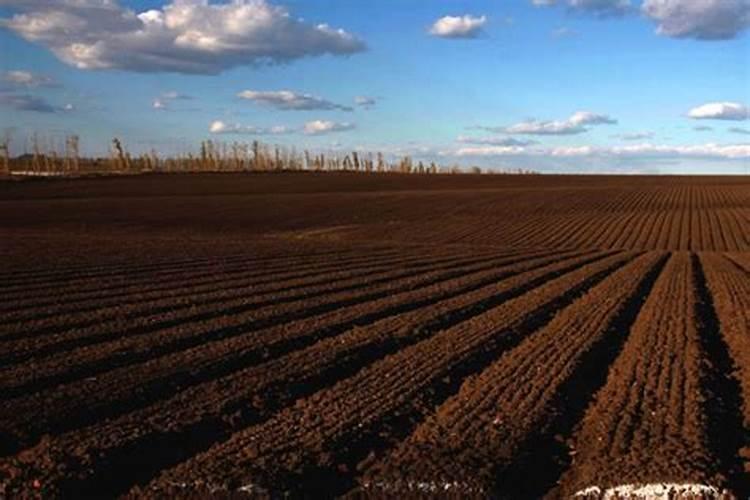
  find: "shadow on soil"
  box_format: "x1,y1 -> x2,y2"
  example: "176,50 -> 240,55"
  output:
692,254 -> 750,499
493,253 -> 670,499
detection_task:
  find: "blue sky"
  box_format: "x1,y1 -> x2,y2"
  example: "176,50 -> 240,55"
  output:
0,0 -> 748,173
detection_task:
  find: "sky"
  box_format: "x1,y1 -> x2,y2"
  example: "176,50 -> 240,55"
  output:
0,0 -> 748,174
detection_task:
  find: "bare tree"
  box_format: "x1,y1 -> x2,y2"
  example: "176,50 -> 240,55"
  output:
0,130 -> 10,175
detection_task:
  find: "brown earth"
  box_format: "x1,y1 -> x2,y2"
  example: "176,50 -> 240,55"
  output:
0,172 -> 748,499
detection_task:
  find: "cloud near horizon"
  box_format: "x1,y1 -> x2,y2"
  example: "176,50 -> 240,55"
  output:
615,131 -> 655,140
688,102 -> 749,121
452,142 -> 750,160
209,120 -> 295,135
488,111 -> 618,136
0,0 -> 366,74
209,119 -> 355,136
457,135 -> 538,147
238,90 -> 353,111
303,120 -> 355,135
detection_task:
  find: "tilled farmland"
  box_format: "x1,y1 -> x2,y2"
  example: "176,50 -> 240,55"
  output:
1,173 -> 749,499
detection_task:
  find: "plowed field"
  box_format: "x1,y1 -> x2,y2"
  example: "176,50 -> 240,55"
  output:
1,173 -> 748,499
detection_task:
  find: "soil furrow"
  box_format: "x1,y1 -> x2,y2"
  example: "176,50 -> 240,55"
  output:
0,250 -> 506,392
0,250 -> 572,452
0,250 -> 480,366
0,251 -> 590,495
0,247 -> 410,323
0,249 -> 469,339
355,251 -> 664,497
135,251 -> 631,498
557,253 -> 735,498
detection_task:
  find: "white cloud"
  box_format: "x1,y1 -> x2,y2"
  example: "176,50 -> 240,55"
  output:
501,111 -> 617,135
63,103 -> 75,111
569,0 -> 631,16
451,142 -> 750,160
209,120 -> 294,135
642,0 -> 750,40
152,90 -> 193,110
303,120 -> 355,135
238,90 -> 352,111
532,0 -> 631,17
2,69 -> 57,87
355,96 -> 377,108
457,135 -> 537,146
1,0 -> 365,74
569,111 -> 618,125
550,145 -> 596,156
454,146 -> 527,156
0,93 -> 57,113
688,102 -> 749,121
615,131 -> 655,140
429,15 -> 487,38
608,142 -> 750,159
506,120 -> 585,135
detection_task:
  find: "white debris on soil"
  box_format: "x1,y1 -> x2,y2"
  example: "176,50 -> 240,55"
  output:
361,479 -> 483,493
10,171 -> 68,177
574,483 -> 728,499
161,479 -> 267,496
237,483 -> 269,495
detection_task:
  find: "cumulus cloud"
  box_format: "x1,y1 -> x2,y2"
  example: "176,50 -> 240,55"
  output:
303,120 -> 355,135
0,93 -> 57,113
532,0 -> 631,17
429,15 -> 487,38
209,120 -> 294,135
642,0 -> 749,40
688,102 -> 749,121
0,0 -> 365,74
2,69 -> 58,88
457,135 -> 537,146
238,90 -> 352,111
500,111 -> 617,135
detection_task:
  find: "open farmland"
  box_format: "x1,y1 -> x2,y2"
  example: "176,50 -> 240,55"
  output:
0,173 -> 749,499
